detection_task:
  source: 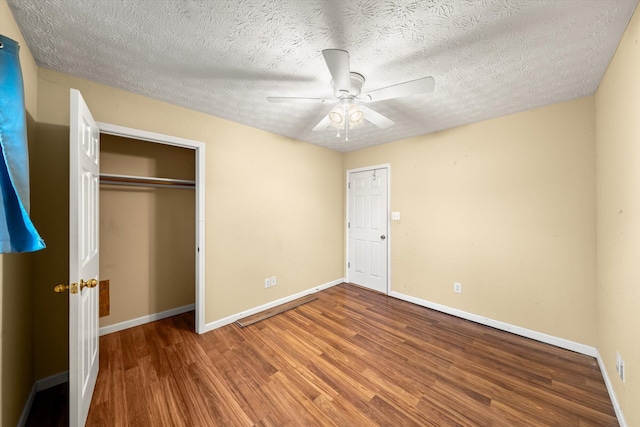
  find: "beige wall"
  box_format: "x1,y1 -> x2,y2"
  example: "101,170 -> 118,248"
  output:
100,135 -> 195,327
31,118 -> 69,379
595,4 -> 640,426
0,0 -> 38,425
33,67 -> 345,377
345,96 -> 597,346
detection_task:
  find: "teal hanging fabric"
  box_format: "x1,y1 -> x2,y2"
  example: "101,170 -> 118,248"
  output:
0,34 -> 45,253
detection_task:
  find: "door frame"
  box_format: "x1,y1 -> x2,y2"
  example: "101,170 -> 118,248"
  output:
345,163 -> 391,294
96,122 -> 206,333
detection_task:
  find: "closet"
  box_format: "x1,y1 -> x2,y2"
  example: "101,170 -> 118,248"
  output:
98,134 -> 196,331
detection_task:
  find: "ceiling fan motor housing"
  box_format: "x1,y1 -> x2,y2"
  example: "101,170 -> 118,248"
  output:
334,72 -> 365,98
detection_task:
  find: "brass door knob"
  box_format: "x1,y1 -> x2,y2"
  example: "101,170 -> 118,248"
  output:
54,283 -> 78,294
80,278 -> 98,291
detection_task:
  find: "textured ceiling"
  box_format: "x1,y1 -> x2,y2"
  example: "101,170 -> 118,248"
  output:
7,0 -> 639,152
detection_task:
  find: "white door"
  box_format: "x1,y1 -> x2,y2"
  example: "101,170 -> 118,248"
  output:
348,168 -> 388,293
69,89 -> 100,427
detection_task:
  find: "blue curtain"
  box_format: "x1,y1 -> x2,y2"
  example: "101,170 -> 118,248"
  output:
0,34 -> 45,253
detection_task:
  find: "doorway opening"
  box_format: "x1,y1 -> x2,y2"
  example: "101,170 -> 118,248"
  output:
97,122 -> 206,333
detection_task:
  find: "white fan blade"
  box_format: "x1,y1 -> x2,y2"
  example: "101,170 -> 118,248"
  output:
267,97 -> 332,103
360,76 -> 435,102
322,49 -> 351,94
312,114 -> 332,131
361,106 -> 395,129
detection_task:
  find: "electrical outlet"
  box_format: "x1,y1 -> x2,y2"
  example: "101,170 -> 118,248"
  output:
264,278 -> 271,288
270,276 -> 277,287
454,282 -> 462,293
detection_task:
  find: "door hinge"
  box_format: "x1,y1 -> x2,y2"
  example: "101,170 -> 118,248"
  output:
348,261 -> 350,268
348,222 -> 350,228
348,182 -> 350,189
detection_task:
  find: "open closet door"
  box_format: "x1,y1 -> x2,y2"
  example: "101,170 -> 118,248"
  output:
69,89 -> 100,427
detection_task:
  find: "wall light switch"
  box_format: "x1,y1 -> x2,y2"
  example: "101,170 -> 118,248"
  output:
392,212 -> 401,221
270,276 -> 277,287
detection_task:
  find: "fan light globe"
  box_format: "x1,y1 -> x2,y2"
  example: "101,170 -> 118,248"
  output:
329,110 -> 343,124
349,107 -> 364,124
329,103 -> 364,127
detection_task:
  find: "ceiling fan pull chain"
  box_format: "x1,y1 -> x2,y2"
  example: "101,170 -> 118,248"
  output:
345,104 -> 349,142
345,115 -> 349,142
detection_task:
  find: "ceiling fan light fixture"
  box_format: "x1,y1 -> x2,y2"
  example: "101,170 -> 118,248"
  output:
349,107 -> 364,124
329,110 -> 343,124
329,103 -> 364,128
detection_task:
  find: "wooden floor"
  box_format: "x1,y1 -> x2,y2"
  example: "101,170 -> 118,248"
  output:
236,294 -> 317,327
25,382 -> 68,427
76,283 -> 617,426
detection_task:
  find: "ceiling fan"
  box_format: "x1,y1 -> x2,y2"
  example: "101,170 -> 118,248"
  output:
267,49 -> 435,141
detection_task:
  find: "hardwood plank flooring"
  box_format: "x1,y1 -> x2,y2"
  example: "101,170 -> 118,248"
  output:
81,283 -> 617,426
236,295 -> 318,327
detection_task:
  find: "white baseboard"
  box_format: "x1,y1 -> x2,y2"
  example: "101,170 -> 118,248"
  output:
18,371 -> 69,427
99,304 -> 195,336
596,350 -> 627,427
201,278 -> 345,333
17,385 -> 36,427
35,371 -> 69,391
388,291 -> 597,357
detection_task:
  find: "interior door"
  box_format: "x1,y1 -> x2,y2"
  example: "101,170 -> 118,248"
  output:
348,168 -> 388,293
69,89 -> 100,427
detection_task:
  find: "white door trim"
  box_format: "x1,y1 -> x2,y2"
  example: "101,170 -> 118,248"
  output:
345,163 -> 391,294
96,122 -> 206,334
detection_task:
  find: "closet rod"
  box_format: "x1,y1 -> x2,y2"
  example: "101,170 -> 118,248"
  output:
99,173 -> 195,189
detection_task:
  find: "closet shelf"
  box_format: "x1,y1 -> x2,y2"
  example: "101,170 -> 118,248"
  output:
99,173 -> 195,189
